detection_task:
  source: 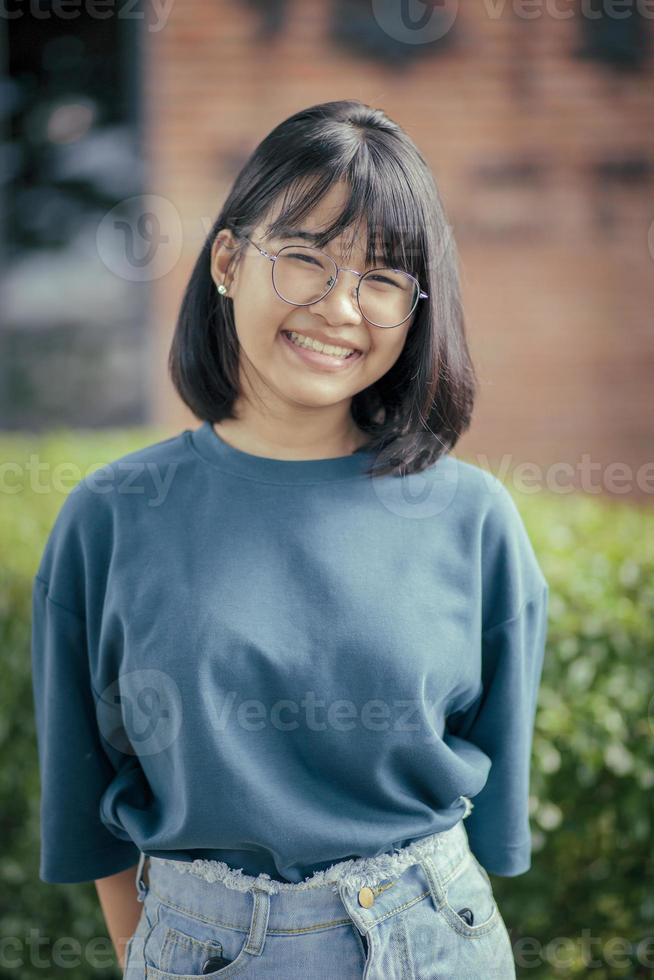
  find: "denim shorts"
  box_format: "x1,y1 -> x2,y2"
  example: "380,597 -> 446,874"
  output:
122,800 -> 516,979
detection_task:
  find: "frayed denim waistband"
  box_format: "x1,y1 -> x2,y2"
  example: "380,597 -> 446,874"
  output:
151,797 -> 474,897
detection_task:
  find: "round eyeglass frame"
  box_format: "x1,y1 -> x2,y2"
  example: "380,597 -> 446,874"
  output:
238,234 -> 429,329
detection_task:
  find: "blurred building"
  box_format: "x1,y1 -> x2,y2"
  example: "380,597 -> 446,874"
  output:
3,1 -> 653,498
1,5 -> 150,427
145,0 -> 654,499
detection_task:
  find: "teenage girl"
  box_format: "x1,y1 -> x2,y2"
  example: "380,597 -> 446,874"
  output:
31,99 -> 549,979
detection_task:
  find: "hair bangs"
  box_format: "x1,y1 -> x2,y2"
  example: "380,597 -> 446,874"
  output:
261,162 -> 424,278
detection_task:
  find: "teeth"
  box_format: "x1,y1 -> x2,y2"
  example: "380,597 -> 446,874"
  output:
286,331 -> 357,359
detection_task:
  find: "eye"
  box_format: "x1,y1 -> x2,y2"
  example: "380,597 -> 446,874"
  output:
287,251 -> 322,266
363,271 -> 409,290
368,274 -> 399,287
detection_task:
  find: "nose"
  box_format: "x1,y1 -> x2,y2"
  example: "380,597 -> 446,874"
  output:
311,269 -> 363,326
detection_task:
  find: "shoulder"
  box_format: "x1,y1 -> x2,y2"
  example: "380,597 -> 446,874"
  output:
442,456 -> 548,628
81,428 -> 189,495
443,456 -> 537,540
419,452 -> 519,521
34,429 -> 189,600
59,428 -> 193,523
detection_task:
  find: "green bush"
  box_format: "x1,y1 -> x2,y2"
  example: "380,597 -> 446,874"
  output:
1,428 -> 653,980
1,428 -> 163,980
497,488 -> 654,979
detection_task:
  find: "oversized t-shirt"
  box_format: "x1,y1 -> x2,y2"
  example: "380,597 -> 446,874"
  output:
31,420 -> 549,885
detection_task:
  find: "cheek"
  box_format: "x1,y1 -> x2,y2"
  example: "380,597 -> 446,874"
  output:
366,332 -> 408,371
231,293 -> 284,349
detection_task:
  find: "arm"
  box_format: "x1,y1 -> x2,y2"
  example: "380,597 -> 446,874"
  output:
32,481 -> 144,967
447,584 -> 549,875
31,574 -> 141,882
95,863 -> 143,969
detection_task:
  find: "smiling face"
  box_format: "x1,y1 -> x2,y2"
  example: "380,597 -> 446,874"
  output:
209,181 -> 418,421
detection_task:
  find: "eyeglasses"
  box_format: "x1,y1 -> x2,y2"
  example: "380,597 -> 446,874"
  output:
239,235 -> 428,329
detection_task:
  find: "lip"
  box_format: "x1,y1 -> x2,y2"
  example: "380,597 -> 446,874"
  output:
279,329 -> 364,372
284,327 -> 363,352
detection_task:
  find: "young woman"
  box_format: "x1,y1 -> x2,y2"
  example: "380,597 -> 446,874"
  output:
31,99 -> 549,979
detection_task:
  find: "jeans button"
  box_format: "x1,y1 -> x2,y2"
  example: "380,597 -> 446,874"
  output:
358,886 -> 375,908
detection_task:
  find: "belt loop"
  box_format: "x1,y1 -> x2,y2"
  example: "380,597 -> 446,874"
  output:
461,795 -> 474,819
135,851 -> 149,903
421,853 -> 447,912
242,887 -> 270,957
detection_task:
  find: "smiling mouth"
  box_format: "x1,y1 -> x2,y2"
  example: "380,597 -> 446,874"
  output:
281,330 -> 362,359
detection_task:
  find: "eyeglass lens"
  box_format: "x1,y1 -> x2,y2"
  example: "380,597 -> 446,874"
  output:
272,245 -> 419,328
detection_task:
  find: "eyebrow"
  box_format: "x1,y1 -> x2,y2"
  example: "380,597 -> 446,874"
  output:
269,225 -> 385,263
269,226 -> 322,244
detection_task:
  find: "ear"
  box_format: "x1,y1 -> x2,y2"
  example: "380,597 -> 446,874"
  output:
210,230 -> 241,292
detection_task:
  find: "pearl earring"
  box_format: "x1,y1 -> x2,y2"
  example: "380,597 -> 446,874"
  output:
217,283 -> 228,296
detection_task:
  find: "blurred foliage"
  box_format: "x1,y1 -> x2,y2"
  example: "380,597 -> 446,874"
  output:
0,428 -> 161,980
1,428 -> 653,979
489,484 -> 654,979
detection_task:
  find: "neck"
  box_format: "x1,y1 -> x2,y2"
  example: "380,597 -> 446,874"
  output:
211,416 -> 368,461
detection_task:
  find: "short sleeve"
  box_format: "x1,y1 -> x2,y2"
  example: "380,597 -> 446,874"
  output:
447,584 -> 549,876
478,477 -> 548,632
30,485 -> 140,884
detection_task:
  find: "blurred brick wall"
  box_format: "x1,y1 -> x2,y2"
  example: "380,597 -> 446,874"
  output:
144,0 -> 654,500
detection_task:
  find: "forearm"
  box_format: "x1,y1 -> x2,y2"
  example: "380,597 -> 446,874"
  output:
95,863 -> 143,969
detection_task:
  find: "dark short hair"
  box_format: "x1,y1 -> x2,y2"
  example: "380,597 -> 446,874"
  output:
169,99 -> 478,478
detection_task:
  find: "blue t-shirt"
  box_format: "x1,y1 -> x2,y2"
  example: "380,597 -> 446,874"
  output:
31,420 -> 549,885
